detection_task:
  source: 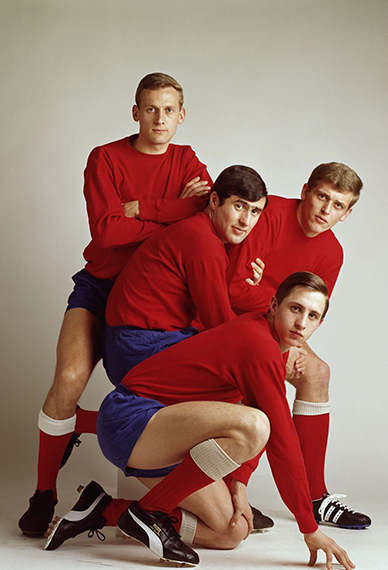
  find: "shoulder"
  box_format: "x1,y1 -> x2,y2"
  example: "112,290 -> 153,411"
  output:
228,313 -> 281,358
265,195 -> 298,217
87,137 -> 131,163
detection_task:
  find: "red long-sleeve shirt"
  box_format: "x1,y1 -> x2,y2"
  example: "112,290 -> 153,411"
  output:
83,135 -> 211,280
106,212 -> 235,331
227,196 -> 343,314
121,313 -> 318,534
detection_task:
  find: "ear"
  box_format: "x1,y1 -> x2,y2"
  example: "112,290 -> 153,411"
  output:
208,191 -> 219,211
132,105 -> 140,122
178,107 -> 186,125
339,207 -> 352,222
269,296 -> 278,316
300,183 -> 309,201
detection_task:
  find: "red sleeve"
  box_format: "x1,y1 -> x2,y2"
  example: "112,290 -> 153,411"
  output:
138,157 -> 212,223
84,148 -> 164,249
236,359 -> 318,534
227,455 -> 260,486
139,195 -> 208,224
226,217 -> 276,314
185,253 -> 236,330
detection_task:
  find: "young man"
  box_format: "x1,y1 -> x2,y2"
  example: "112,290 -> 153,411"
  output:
19,73 -> 212,537
44,273 -> 355,570
226,162 -> 371,528
103,165 -> 267,386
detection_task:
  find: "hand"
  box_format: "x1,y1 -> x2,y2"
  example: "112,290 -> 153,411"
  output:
121,200 -> 140,218
245,257 -> 265,286
228,479 -> 253,538
180,176 -> 211,199
286,347 -> 307,380
304,529 -> 355,570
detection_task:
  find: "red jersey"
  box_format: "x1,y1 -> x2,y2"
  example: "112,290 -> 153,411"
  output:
122,313 -> 318,534
83,135 -> 211,280
227,196 -> 343,313
106,212 -> 235,331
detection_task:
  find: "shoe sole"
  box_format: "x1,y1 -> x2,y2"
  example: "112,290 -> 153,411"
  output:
118,525 -> 198,567
21,530 -> 46,538
316,520 -> 371,530
250,526 -> 273,534
44,485 -> 87,551
45,517 -> 64,549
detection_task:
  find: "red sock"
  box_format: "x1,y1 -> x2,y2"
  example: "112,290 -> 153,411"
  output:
103,499 -> 132,526
223,448 -> 265,491
138,453 -> 214,513
75,408 -> 98,435
293,413 -> 329,500
36,431 -> 72,498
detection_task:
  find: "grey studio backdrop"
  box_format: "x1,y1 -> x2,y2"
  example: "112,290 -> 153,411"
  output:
1,0 -> 387,514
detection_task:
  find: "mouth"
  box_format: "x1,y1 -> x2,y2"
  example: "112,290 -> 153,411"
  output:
314,215 -> 328,224
232,226 -> 246,235
290,330 -> 304,340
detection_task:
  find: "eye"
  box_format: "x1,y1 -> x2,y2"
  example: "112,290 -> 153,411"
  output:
334,202 -> 344,210
290,305 -> 301,312
234,203 -> 244,210
318,193 -> 327,200
147,107 -> 155,113
166,107 -> 174,113
309,312 -> 318,320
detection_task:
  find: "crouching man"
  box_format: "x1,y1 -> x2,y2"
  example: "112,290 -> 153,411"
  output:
45,272 -> 355,570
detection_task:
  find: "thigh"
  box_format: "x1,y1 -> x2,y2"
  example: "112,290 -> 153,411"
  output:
128,399 -> 253,469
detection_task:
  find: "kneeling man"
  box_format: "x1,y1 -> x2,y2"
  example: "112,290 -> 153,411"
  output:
46,272 -> 355,570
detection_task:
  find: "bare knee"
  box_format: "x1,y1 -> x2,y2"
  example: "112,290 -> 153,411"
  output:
235,408 -> 270,460
210,519 -> 247,549
43,367 -> 90,418
194,513 -> 247,550
291,354 -> 330,401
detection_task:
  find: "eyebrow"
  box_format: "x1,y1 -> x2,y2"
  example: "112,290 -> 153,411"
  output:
235,198 -> 264,212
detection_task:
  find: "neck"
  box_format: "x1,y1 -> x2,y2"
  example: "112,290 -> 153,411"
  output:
204,206 -> 227,244
131,135 -> 169,155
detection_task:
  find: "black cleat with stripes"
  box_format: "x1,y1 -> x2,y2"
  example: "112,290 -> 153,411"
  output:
118,501 -> 199,566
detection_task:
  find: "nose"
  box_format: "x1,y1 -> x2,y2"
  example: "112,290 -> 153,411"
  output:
239,210 -> 251,227
154,110 -> 165,124
321,201 -> 332,215
295,313 -> 307,330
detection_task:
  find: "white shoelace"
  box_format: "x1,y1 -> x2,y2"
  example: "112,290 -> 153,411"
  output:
318,493 -> 356,520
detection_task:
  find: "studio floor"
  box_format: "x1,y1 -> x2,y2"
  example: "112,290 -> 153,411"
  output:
1,465 -> 387,570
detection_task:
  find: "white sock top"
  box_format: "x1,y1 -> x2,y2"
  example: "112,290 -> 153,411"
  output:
38,409 -> 76,436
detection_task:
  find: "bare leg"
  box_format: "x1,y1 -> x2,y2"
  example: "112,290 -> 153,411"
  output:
43,308 -> 103,419
128,400 -> 269,469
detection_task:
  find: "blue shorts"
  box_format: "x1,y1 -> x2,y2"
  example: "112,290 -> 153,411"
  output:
97,384 -> 177,478
103,324 -> 198,386
66,269 -> 114,323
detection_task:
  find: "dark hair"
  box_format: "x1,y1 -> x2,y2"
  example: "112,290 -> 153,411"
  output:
307,162 -> 363,208
275,271 -> 330,319
212,165 -> 267,206
135,72 -> 184,108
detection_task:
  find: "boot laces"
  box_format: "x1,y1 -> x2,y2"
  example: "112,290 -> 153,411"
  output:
87,528 -> 106,542
318,493 -> 356,518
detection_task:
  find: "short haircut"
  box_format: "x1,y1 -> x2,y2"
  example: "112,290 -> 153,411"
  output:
135,73 -> 184,109
307,162 -> 363,208
212,165 -> 268,207
275,271 -> 330,320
